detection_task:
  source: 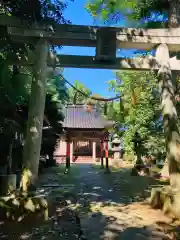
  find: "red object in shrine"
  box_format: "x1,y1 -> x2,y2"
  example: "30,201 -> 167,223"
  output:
100,140 -> 104,157
175,95 -> 180,102
66,141 -> 70,157
105,141 -> 109,158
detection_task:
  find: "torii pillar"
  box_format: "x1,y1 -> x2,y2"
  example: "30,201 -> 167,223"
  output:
21,39 -> 48,189
104,132 -> 111,174
156,43 -> 180,188
65,133 -> 71,173
100,139 -> 104,168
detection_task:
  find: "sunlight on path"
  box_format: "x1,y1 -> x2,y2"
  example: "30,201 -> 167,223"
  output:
72,164 -> 173,239
0,164 -> 176,240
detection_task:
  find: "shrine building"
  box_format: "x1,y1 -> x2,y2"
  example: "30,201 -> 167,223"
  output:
54,104 -> 114,164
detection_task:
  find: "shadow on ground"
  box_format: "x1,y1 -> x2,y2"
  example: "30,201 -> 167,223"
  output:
76,164 -> 168,206
0,164 -> 177,239
80,211 -> 180,239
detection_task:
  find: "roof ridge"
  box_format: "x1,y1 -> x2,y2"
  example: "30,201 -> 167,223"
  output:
66,104 -> 96,109
63,104 -> 114,129
66,103 -> 84,105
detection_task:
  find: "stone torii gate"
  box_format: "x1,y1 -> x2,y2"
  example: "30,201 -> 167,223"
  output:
2,15 -> 180,70
1,15 -> 179,180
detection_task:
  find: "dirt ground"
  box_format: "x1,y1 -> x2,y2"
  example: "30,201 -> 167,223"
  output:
0,163 -> 180,240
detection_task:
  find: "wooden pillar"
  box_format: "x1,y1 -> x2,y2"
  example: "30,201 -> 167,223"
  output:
100,139 -> 104,168
65,133 -> 70,173
104,133 -> 110,173
70,140 -> 74,163
92,141 -> 96,161
21,39 -> 48,188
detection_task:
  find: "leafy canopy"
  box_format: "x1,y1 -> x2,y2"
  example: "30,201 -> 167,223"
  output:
86,0 -> 169,22
108,71 -> 163,155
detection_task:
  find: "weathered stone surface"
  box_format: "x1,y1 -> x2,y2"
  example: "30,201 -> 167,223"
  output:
150,186 -> 180,219
0,174 -> 17,196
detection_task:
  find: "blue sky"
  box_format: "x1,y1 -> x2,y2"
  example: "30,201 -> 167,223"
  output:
59,0 -> 134,97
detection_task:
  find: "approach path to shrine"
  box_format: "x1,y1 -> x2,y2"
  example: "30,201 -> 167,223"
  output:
1,163 -> 177,239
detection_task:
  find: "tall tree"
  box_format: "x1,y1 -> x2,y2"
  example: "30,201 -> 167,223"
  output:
0,0 -> 73,187
86,0 -> 180,188
0,54 -> 32,172
108,71 -> 163,155
41,75 -> 69,163
86,0 -> 168,24
0,55 -> 68,174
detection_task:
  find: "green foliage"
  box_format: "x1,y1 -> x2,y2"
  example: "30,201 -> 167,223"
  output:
86,0 -> 168,23
68,80 -> 92,104
67,80 -> 113,119
88,93 -> 106,115
86,0 -> 169,157
0,59 -> 31,131
0,0 -> 73,170
0,0 -> 73,23
108,71 -> 164,155
86,0 -> 137,20
0,57 -> 69,169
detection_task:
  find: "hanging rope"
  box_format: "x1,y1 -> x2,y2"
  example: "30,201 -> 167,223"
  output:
58,74 -> 120,102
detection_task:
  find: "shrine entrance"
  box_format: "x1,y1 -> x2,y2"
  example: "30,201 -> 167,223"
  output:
2,15 -> 180,175
54,104 -> 112,166
69,131 -> 103,163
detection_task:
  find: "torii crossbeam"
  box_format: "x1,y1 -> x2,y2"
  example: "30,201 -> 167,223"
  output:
1,15 -> 180,71
1,15 -> 180,51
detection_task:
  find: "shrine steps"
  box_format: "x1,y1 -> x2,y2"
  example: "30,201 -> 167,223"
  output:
55,155 -> 96,164
73,156 -> 96,164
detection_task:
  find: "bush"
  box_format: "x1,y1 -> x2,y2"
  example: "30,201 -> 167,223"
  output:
123,153 -> 135,162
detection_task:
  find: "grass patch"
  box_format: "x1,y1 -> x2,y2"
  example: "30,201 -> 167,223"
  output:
151,166 -> 161,174
109,166 -> 124,172
91,164 -> 101,170
52,164 -> 80,185
92,164 -> 122,172
97,166 -> 165,203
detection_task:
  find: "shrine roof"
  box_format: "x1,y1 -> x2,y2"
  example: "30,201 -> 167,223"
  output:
62,104 -> 114,129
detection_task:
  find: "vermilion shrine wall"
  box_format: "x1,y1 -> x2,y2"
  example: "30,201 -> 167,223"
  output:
54,130 -> 108,164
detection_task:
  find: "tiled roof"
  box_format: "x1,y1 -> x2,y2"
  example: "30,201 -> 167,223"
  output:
62,104 -> 114,129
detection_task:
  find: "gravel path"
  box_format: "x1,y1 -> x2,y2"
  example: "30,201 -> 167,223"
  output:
1,164 -> 175,240
71,164 -> 173,240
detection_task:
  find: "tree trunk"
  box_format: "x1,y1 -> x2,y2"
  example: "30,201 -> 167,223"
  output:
168,0 -> 180,28
135,149 -> 143,166
21,39 -> 48,190
7,137 -> 13,174
156,43 -> 180,188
